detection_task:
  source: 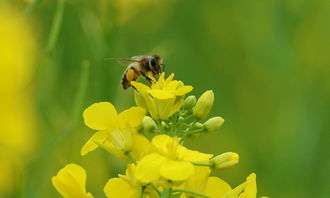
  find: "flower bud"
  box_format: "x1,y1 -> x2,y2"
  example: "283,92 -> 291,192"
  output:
204,117 -> 224,132
210,152 -> 239,170
183,95 -> 196,111
142,116 -> 156,133
194,122 -> 204,129
193,90 -> 214,119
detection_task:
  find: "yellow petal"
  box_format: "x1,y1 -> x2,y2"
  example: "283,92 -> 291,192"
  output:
238,173 -> 257,198
97,140 -> 126,158
135,153 -> 165,183
134,91 -> 147,109
175,86 -> 193,96
52,164 -> 93,198
154,98 -> 176,120
118,106 -> 146,128
165,73 -> 175,83
167,98 -> 184,118
204,177 -> 232,198
224,181 -> 248,198
131,81 -> 151,92
131,134 -> 153,160
160,159 -> 194,181
81,130 -> 109,156
184,166 -> 211,193
180,146 -> 213,162
149,89 -> 175,99
164,80 -> 180,92
104,178 -> 138,198
83,102 -> 117,130
151,134 -> 173,155
143,93 -> 159,119
159,73 -> 166,82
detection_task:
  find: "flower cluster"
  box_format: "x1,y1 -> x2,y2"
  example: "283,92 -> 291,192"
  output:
52,73 -> 268,198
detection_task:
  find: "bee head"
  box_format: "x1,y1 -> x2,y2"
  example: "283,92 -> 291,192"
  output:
149,55 -> 164,74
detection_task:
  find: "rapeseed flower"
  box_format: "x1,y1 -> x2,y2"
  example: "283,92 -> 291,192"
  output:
50,58 -> 269,197
181,172 -> 265,198
131,73 -> 193,120
81,102 -> 150,159
135,134 -> 213,183
52,164 -> 93,198
104,164 -> 158,198
222,173 -> 258,198
180,166 -> 232,198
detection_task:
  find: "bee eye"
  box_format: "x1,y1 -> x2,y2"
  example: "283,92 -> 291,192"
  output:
150,59 -> 157,67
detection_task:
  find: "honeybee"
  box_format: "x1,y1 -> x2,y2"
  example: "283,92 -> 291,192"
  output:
107,55 -> 165,89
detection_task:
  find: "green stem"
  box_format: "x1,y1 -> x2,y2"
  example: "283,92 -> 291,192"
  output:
180,122 -> 204,143
192,162 -> 215,168
181,113 -> 194,122
179,129 -> 190,144
172,189 -> 211,198
140,187 -> 145,198
187,128 -> 204,135
71,61 -> 90,124
154,129 -> 163,134
127,152 -> 137,164
150,183 -> 161,196
23,0 -> 44,16
160,188 -> 171,198
24,61 -> 90,166
46,0 -> 65,53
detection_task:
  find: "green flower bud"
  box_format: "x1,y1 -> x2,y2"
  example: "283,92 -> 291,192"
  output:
194,122 -> 204,129
204,116 -> 224,133
183,95 -> 196,111
210,152 -> 239,170
142,116 -> 156,133
193,90 -> 214,119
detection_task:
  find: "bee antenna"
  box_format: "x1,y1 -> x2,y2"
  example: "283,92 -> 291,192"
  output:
161,63 -> 166,72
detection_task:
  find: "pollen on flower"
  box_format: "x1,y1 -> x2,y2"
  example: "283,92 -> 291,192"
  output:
131,73 -> 193,120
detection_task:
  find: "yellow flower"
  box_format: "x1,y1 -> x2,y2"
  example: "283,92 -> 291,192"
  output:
135,135 -> 213,183
104,164 -> 158,198
223,173 -> 260,198
180,166 -> 232,198
81,102 -> 149,159
131,73 -> 193,120
0,5 -> 37,95
181,172 -> 264,198
52,164 -> 93,198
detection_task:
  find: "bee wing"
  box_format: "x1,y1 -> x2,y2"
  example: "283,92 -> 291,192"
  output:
105,58 -> 142,66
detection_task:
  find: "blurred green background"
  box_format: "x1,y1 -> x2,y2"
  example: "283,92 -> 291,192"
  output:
1,0 -> 330,197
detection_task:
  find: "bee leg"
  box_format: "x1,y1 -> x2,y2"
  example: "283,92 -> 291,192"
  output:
145,76 -> 156,84
122,69 -> 137,89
